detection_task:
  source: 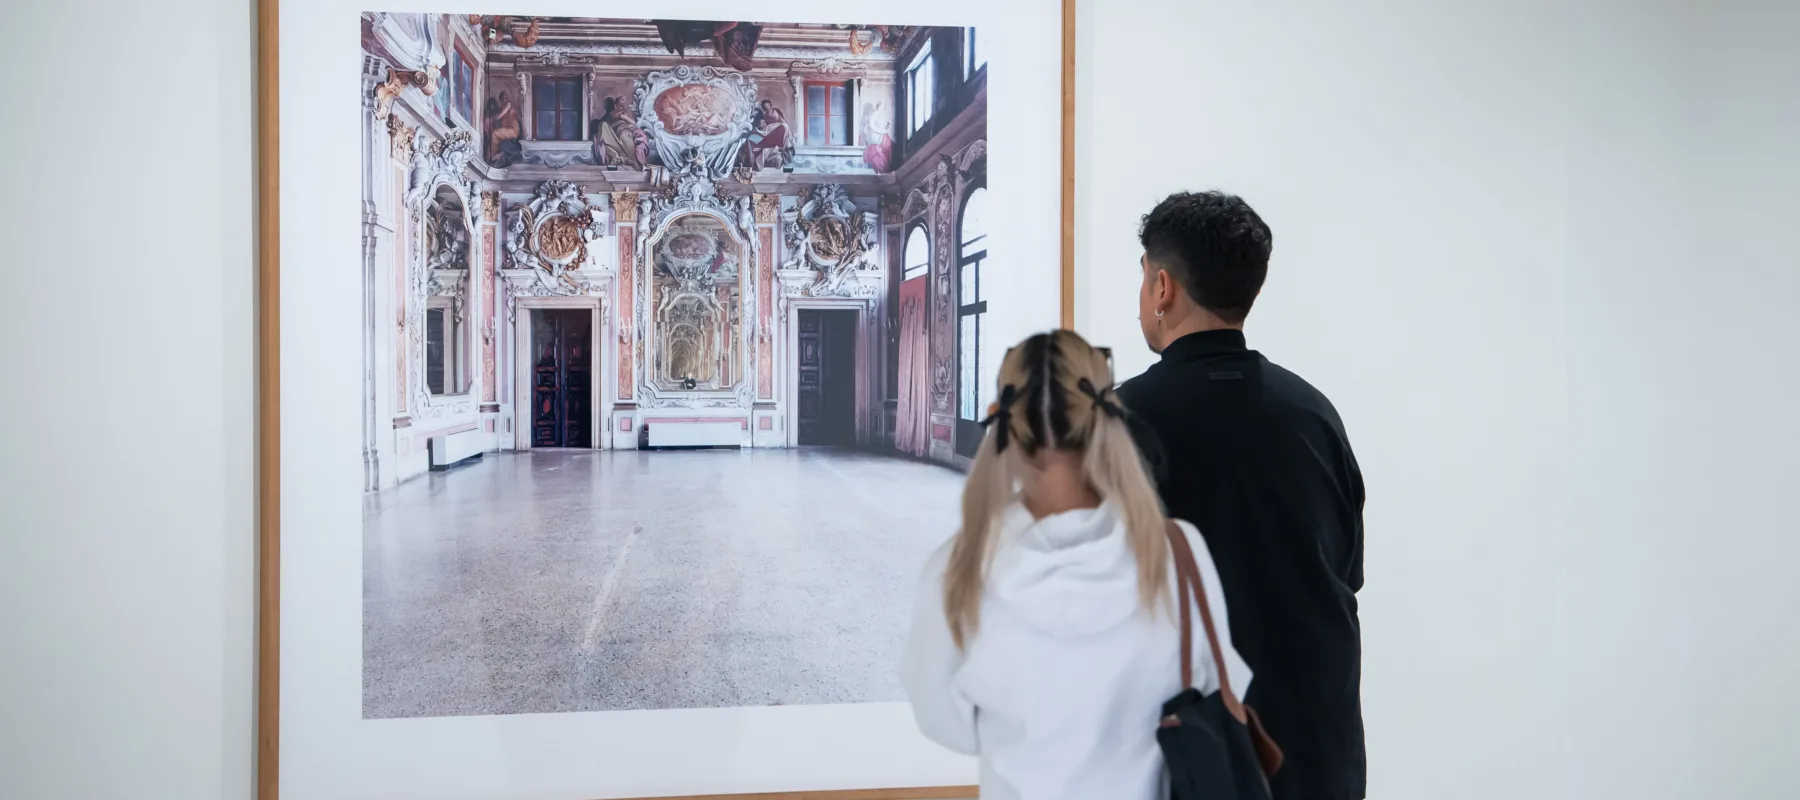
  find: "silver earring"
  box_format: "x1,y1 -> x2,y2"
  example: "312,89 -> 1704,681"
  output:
1155,310 -> 1164,318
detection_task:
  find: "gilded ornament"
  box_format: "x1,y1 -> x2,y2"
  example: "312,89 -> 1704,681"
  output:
612,192 -> 641,223
387,116 -> 416,162
753,194 -> 782,225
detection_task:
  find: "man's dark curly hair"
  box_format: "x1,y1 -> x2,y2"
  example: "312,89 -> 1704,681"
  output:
1138,191 -> 1273,324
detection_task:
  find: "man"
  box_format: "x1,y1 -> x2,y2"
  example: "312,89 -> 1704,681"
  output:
1117,191 -> 1366,800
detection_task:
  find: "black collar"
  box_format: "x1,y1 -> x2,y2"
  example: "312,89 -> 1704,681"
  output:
1160,329 -> 1249,362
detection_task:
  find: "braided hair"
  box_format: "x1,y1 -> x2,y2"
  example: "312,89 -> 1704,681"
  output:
944,329 -> 1169,649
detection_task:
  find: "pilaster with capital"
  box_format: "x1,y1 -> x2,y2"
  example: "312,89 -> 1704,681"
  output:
612,191 -> 639,402
790,75 -> 805,137
480,195 -> 499,405
754,194 -> 782,401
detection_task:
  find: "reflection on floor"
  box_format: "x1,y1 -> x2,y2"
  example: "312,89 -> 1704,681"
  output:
362,448 -> 962,719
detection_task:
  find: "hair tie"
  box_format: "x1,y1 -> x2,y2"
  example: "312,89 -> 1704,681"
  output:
1077,377 -> 1128,421
980,384 -> 1018,452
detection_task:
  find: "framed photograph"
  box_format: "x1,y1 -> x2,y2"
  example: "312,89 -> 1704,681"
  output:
257,1 -> 1075,797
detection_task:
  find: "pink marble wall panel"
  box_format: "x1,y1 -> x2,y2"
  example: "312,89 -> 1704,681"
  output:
393,168 -> 408,413
757,226 -> 774,400
617,230 -> 635,400
481,228 -> 497,403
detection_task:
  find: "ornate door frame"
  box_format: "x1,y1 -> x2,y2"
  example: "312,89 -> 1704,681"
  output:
511,295 -> 607,451
783,297 -> 875,448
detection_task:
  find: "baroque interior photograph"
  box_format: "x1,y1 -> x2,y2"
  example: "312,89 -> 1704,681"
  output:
359,12 -> 995,719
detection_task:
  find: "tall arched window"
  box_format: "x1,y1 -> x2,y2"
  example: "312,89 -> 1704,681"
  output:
896,223 -> 934,457
903,226 -> 931,281
955,186 -> 988,457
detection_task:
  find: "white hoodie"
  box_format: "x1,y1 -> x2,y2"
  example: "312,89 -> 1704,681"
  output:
899,502 -> 1252,800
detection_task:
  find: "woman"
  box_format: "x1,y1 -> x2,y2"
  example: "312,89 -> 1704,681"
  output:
900,330 -> 1252,800
484,91 -> 520,165
860,100 -> 892,172
592,96 -> 649,170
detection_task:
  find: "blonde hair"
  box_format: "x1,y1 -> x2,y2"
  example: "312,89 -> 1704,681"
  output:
943,329 -> 1168,649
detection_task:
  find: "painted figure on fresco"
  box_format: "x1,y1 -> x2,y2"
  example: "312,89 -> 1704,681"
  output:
843,25 -> 914,56
591,96 -> 651,170
484,91 -> 521,166
653,20 -> 763,72
655,85 -> 737,137
744,99 -> 793,169
468,15 -> 541,48
861,100 -> 893,172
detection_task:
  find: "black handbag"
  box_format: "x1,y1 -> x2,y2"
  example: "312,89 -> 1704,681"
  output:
1158,521 -> 1284,800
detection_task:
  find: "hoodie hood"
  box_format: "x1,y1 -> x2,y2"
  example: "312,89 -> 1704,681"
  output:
985,502 -> 1145,637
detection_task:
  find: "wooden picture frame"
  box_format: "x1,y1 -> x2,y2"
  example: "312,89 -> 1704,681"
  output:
255,2 -> 1076,797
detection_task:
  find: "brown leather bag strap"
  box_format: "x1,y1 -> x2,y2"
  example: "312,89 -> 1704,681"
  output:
1173,523 -> 1195,689
1165,520 -> 1248,725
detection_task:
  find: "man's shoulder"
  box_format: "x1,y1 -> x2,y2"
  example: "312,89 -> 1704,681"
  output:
1116,365 -> 1173,410
1260,359 -> 1342,413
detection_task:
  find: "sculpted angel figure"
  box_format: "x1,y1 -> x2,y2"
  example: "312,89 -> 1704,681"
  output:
781,206 -> 809,270
425,208 -> 469,271
503,209 -> 531,268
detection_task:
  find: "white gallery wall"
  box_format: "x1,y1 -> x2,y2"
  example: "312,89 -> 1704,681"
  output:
0,1 -> 258,799
1075,0 -> 1799,798
1076,1 -> 1577,795
0,2 -> 1793,800
1561,2 -> 1800,797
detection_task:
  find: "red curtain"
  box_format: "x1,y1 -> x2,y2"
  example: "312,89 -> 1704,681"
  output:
895,276 -> 931,457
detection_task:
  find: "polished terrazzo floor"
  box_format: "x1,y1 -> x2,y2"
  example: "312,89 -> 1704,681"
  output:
362,448 -> 962,719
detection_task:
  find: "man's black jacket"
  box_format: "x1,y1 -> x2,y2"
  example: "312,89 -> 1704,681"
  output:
1118,329 -> 1367,800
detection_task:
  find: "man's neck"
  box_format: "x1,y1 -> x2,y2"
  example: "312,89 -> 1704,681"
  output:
1161,312 -> 1242,350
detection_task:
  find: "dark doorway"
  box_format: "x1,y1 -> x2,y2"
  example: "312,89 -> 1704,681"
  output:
796,309 -> 858,446
530,309 -> 592,448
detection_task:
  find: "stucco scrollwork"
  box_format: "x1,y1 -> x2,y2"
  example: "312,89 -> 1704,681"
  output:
782,184 -> 880,298
633,66 -> 758,181
365,12 -> 444,121
387,116 -> 417,163
499,270 -> 609,324
642,155 -> 752,236
788,58 -> 866,76
406,182 -> 477,420
406,130 -> 478,222
504,180 -> 610,294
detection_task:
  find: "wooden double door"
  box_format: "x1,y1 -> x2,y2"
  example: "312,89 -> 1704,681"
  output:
796,309 -> 858,447
530,309 -> 592,448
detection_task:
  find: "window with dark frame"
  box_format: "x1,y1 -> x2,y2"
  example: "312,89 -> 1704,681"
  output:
965,27 -> 986,78
906,41 -> 935,137
955,186 -> 989,457
533,76 -> 583,141
426,308 -> 447,395
804,81 -> 852,146
453,50 -> 476,123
